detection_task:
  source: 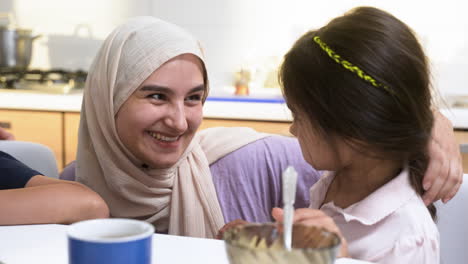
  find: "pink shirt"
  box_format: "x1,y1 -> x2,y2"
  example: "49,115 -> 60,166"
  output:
309,169 -> 439,263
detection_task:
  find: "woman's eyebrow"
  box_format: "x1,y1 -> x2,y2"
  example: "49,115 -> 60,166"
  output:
139,85 -> 172,94
139,84 -> 205,93
189,84 -> 205,93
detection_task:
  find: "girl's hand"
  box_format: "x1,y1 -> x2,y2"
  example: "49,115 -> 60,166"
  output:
272,207 -> 349,258
216,219 -> 249,239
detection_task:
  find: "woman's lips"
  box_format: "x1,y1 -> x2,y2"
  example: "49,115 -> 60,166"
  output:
147,131 -> 180,148
148,131 -> 179,142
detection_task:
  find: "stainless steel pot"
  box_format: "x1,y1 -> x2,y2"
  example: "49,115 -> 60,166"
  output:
0,13 -> 41,70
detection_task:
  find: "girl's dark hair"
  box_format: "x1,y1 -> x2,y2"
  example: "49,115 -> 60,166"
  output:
279,6 -> 435,218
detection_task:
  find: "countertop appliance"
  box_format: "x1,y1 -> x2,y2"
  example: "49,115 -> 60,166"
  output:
0,68 -> 86,94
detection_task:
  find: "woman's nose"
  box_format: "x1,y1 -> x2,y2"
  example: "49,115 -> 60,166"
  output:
165,104 -> 188,132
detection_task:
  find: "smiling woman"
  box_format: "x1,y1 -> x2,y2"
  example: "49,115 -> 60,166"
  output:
74,16 -> 320,238
115,54 -> 206,169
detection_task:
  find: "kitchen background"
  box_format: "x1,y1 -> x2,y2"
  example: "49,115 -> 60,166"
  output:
1,0 -> 467,96
1,0 -> 467,172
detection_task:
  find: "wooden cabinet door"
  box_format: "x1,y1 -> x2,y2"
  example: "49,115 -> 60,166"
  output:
64,112 -> 80,166
200,119 -> 292,136
454,130 -> 468,173
0,109 -> 63,170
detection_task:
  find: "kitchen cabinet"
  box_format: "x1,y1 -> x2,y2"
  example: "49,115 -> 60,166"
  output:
0,109 -> 63,170
200,118 -> 291,136
64,112 -> 80,166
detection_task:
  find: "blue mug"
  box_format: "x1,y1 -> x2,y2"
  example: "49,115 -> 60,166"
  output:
68,218 -> 154,264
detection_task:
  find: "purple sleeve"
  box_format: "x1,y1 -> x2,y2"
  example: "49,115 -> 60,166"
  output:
210,135 -> 322,223
60,161 -> 76,181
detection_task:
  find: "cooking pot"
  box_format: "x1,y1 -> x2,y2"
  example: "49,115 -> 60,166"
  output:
0,13 -> 41,70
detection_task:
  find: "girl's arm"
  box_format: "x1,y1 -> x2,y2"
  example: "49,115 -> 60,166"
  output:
0,175 -> 109,225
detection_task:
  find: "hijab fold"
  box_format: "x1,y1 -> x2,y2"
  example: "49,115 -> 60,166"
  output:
76,16 -> 269,238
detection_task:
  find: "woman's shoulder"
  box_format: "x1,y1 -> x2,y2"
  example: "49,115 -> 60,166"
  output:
210,134 -> 318,177
210,135 -> 321,208
209,135 -> 320,222
217,135 -> 302,161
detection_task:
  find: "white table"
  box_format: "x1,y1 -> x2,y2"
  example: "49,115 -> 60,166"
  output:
0,224 -> 370,264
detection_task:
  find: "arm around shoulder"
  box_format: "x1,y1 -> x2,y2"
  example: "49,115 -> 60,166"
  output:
0,175 -> 109,225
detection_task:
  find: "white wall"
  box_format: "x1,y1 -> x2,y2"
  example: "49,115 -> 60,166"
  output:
2,0 -> 467,95
152,0 -> 468,95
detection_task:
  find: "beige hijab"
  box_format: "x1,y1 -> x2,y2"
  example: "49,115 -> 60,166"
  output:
76,17 -> 268,238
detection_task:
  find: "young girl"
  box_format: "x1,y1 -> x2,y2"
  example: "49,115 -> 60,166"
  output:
274,6 -> 439,263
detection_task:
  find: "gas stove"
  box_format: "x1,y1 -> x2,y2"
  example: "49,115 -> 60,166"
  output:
0,69 -> 87,94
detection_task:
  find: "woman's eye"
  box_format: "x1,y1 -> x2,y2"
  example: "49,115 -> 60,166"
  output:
149,93 -> 166,100
186,94 -> 202,102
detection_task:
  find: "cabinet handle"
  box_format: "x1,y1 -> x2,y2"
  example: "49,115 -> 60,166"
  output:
0,121 -> 11,129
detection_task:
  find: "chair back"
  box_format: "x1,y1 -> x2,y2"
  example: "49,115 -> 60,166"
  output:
435,173 -> 468,264
0,140 -> 59,178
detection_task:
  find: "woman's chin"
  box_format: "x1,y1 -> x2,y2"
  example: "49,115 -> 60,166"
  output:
145,158 -> 178,169
142,151 -> 184,169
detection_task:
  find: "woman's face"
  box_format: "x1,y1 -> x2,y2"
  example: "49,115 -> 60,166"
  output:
289,108 -> 352,171
115,54 -> 206,169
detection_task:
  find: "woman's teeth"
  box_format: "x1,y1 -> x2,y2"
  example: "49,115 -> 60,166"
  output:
149,132 -> 178,142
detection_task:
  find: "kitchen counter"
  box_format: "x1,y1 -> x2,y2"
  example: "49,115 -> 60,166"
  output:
0,90 -> 84,112
1,89 -> 468,129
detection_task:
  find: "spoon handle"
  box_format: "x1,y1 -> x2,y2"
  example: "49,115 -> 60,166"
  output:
282,166 -> 298,251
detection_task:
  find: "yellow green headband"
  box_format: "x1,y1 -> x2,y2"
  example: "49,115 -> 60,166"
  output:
313,36 -> 394,95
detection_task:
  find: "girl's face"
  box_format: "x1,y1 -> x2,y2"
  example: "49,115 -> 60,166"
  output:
289,108 -> 353,171
115,54 -> 205,169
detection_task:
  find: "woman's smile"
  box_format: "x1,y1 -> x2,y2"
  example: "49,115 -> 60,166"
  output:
146,131 -> 181,148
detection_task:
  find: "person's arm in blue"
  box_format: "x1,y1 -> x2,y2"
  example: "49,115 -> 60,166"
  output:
0,151 -> 109,225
